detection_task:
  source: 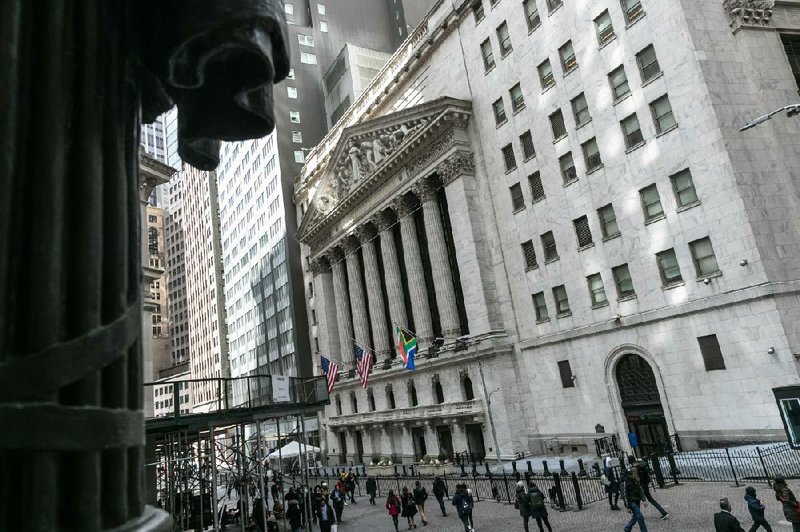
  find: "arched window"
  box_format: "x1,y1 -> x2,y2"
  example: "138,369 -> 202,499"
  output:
387,388 -> 396,410
350,392 -> 358,414
410,384 -> 418,407
368,389 -> 376,411
434,381 -> 445,404
463,376 -> 474,400
148,227 -> 159,256
335,395 -> 342,416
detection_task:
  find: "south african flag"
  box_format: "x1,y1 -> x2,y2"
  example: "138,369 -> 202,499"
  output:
395,326 -> 417,370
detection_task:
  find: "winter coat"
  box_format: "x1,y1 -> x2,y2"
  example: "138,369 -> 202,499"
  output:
623,476 -> 643,504
432,478 -> 447,498
529,488 -> 548,518
775,481 -> 800,523
401,493 -> 418,517
603,467 -> 620,495
744,493 -> 766,520
287,503 -> 303,529
452,491 -> 473,517
515,486 -> 532,518
714,510 -> 746,532
366,478 -> 377,495
316,500 -> 334,524
413,486 -> 428,505
386,496 -> 402,517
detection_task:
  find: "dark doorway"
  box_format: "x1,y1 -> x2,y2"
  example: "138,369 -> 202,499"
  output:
463,377 -> 474,400
411,427 -> 427,461
355,432 -> 364,465
465,424 -> 486,462
615,353 -> 670,457
437,426 -> 454,461
338,432 -> 348,465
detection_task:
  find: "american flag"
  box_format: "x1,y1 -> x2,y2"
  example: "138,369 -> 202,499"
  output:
354,344 -> 373,389
320,355 -> 338,394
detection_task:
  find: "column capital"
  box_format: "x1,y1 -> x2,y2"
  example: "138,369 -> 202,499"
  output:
340,235 -> 360,253
310,257 -> 331,275
392,194 -> 416,217
412,178 -> 437,203
325,246 -> 345,263
354,223 -> 377,242
372,210 -> 395,232
436,151 -> 475,186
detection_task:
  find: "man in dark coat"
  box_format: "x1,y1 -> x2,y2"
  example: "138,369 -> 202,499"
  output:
366,476 -> 378,505
628,455 -> 668,519
773,476 -> 800,531
715,497 -> 746,532
432,476 -> 448,516
622,469 -> 647,532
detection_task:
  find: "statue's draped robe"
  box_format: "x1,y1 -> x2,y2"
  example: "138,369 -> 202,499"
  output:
0,1 -> 288,530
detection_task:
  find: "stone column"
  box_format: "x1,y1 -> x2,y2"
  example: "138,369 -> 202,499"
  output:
394,196 -> 433,341
310,258 -> 340,358
374,210 -> 408,351
398,424 -> 416,464
415,179 -> 461,337
355,225 -> 390,358
450,422 -> 468,456
424,421 -> 440,457
342,237 -> 371,359
329,247 -> 354,363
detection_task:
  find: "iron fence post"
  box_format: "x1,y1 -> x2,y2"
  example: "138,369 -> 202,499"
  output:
542,461 -> 550,476
527,460 -> 533,474
650,454 -> 665,488
571,472 -> 583,510
756,446 -> 771,486
503,470 -> 512,503
667,452 -> 680,486
484,463 -> 490,476
552,474 -> 566,511
725,448 -> 739,487
578,459 -> 586,477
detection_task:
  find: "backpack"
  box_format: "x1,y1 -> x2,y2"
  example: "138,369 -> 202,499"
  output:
458,495 -> 473,516
529,491 -> 545,510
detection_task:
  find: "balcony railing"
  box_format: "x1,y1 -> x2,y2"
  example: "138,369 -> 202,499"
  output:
328,398 -> 484,427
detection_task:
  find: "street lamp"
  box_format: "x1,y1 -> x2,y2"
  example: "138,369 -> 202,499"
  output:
740,103 -> 800,131
476,358 -> 504,469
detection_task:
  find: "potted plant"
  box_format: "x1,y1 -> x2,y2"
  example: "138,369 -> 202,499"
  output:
418,453 -> 448,475
370,456 -> 396,476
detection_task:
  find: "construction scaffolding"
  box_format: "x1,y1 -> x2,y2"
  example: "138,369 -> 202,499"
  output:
145,375 -> 329,531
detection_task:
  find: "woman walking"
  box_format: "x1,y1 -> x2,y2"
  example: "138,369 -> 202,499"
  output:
515,480 -> 532,532
386,489 -> 403,532
529,484 -> 552,532
402,486 -> 419,529
774,476 -> 800,531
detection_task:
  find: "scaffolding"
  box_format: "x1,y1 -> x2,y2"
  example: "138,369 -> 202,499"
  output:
145,375 -> 328,531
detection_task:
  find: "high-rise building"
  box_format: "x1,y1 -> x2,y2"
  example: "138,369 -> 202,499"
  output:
145,205 -> 171,375
294,0 -> 800,465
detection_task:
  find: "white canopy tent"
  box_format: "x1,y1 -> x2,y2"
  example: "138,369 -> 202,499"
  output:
267,441 -> 321,460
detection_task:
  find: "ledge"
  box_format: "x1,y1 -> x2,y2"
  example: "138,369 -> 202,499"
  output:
617,294 -> 637,302
641,71 -> 664,88
556,311 -> 572,319
662,281 -> 685,291
586,163 -> 604,176
696,271 -> 722,282
625,12 -> 646,29
625,140 -> 646,154
592,301 -> 610,310
484,64 -> 496,76
578,243 -> 595,252
644,214 -> 666,226
602,232 -> 621,242
655,124 -> 679,138
676,200 -> 701,213
598,34 -> 617,50
540,83 -> 556,94
613,92 -> 633,106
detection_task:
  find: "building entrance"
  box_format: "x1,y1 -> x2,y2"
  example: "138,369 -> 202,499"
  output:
615,353 -> 670,457
355,431 -> 364,465
338,432 -> 348,465
465,424 -> 486,462
437,426 -> 454,461
412,427 -> 427,461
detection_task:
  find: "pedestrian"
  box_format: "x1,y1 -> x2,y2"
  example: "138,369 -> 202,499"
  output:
628,455 -> 668,520
529,483 -> 552,532
451,483 -> 474,532
251,497 -> 268,532
331,482 -> 345,523
366,475 -> 378,505
715,497 -> 746,532
601,457 -> 621,511
386,489 -> 403,532
311,485 -> 322,525
432,475 -> 448,517
287,499 -> 303,532
622,468 -> 647,532
744,486 -> 772,532
316,494 -> 335,532
465,484 -> 475,529
515,480 -> 532,532
346,468 -> 358,504
336,477 -> 347,506
773,476 -> 800,531
401,486 -> 418,529
413,480 -> 429,526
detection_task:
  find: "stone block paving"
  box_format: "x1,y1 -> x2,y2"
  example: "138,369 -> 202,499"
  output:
330,482 -> 797,531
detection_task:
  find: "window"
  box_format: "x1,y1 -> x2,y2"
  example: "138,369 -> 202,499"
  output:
546,0 -> 563,13
597,203 -> 620,238
621,0 -> 645,24
595,10 -> 615,45
463,377 -> 475,400
317,3 -> 326,15
290,111 -> 300,123
387,389 -> 396,409
552,285 -> 570,316
571,93 -> 591,127
434,381 -> 445,404
473,1 -> 485,23
287,86 -> 297,98
287,68 -> 295,80
533,292 -> 549,321
298,34 -> 315,47
335,395 -> 342,415
497,22 -> 512,55
493,98 -> 507,125
573,216 -> 593,248
320,21 -> 328,32
294,150 -> 305,163
300,52 -> 317,65
148,214 -> 158,223
587,273 -> 608,307
520,131 -> 536,159
284,3 -> 294,15
541,231 -> 558,262
480,39 -> 495,71
608,66 -> 630,101
780,397 -> 800,446
350,393 -> 358,414
410,384 -> 418,407
521,240 -> 538,270
368,390 -> 375,411
510,183 -> 525,212
620,113 -> 644,149
698,334 -> 726,371
559,152 -> 577,185
523,0 -> 541,31
502,144 -> 517,171
549,109 -> 567,140
612,264 -> 635,298
656,248 -> 683,286
538,59 -> 555,90
510,83 -> 525,112
559,41 -> 577,73
671,169 -> 699,207
636,45 -> 661,82
690,237 -> 720,277
582,138 -> 602,171
650,95 -> 677,133
529,172 -> 545,201
782,34 -> 800,90
639,184 -> 664,222
292,131 -> 303,143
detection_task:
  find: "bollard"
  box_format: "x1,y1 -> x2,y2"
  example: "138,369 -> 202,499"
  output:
512,461 -> 518,474
471,463 -> 478,476
578,459 -> 587,477
559,459 -> 568,477
460,463 -> 467,477
542,461 -> 551,476
402,465 -> 408,477
485,463 -> 490,476
514,470 -> 520,481
571,472 -> 583,510
527,460 -> 533,474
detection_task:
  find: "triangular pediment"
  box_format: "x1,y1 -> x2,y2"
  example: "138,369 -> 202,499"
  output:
297,96 -> 472,245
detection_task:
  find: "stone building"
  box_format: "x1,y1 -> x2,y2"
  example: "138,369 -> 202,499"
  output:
294,0 -> 800,464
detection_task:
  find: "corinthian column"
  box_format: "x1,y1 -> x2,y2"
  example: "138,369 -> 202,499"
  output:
374,211 -> 408,349
415,179 -> 461,337
342,237 -> 371,361
355,225 -> 391,359
310,258 -> 340,358
394,195 -> 433,341
328,247 -> 354,362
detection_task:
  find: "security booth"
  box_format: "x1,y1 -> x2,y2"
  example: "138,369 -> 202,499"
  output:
774,385 -> 800,449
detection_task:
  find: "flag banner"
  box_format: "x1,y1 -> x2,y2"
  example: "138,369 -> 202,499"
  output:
320,355 -> 339,394
395,326 -> 417,370
354,343 -> 373,389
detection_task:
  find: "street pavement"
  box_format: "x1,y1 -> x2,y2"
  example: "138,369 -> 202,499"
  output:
323,482 -> 797,531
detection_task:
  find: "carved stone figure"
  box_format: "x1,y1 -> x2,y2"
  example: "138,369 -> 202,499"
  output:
724,0 -> 775,28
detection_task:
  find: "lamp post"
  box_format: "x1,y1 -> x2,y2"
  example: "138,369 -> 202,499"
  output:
740,103 -> 800,131
476,358 -> 504,468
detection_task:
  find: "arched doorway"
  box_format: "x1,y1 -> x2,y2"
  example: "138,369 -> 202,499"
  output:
615,353 -> 670,457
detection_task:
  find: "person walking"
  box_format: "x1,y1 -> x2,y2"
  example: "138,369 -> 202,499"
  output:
744,486 -> 772,532
465,484 -> 475,529
413,480 -> 429,526
345,468 -> 358,504
311,485 -> 322,525
601,459 -> 621,511
622,468 -> 648,532
401,486 -> 418,529
773,476 -> 800,531
316,494 -> 335,532
529,484 -> 552,532
366,475 -> 378,505
628,455 -> 668,520
715,497 -> 746,532
432,476 -> 448,517
452,484 -> 474,532
386,489 -> 403,532
287,499 -> 303,532
516,480 -> 533,532
331,483 -> 345,524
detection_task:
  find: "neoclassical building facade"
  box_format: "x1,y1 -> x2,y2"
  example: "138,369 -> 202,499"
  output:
295,0 -> 800,463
